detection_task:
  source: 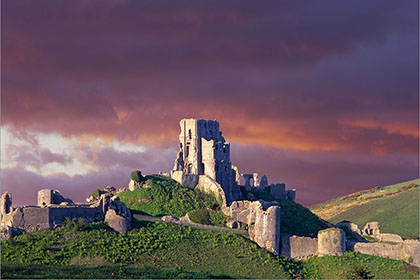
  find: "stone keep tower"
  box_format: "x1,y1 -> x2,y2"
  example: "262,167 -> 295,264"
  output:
171,119 -> 239,202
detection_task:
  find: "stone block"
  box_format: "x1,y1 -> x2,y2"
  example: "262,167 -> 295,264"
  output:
105,209 -> 129,233
249,204 -> 281,255
38,189 -> 53,206
363,221 -> 380,236
379,233 -> 403,243
281,234 -> 318,259
317,228 -> 346,256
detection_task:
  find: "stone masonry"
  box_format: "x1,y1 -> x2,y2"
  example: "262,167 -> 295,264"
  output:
170,119 -> 296,204
1,189 -> 131,237
223,200 -> 281,254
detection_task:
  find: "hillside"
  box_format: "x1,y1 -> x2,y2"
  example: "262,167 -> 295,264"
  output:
2,220 -> 418,279
118,174 -> 220,217
119,174 -> 325,236
310,179 -> 419,239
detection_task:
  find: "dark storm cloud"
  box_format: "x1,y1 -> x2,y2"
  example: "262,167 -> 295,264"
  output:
1,0 -> 418,205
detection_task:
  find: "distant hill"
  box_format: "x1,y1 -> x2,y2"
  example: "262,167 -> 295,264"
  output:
310,179 -> 419,239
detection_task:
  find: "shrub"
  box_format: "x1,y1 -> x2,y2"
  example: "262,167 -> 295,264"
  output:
208,211 -> 226,226
23,233 -> 33,243
7,238 -> 15,246
92,189 -> 101,198
408,255 -> 413,263
130,170 -> 144,183
349,266 -> 375,279
188,209 -> 210,225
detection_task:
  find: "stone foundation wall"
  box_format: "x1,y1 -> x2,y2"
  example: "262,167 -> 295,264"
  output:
317,228 -> 346,256
49,206 -> 103,226
1,189 -> 131,235
223,200 -> 281,254
280,234 -> 318,259
350,240 -> 420,267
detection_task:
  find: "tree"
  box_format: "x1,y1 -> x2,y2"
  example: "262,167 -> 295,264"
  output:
130,170 -> 144,183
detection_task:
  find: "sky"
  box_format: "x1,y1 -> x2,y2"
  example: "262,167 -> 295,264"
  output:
1,0 -> 419,206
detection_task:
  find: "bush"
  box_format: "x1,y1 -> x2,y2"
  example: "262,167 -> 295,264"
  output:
64,218 -> 88,232
92,189 -> 100,198
23,233 -> 33,243
130,170 -> 144,183
188,209 -> 210,225
349,266 -> 375,279
208,211 -> 226,226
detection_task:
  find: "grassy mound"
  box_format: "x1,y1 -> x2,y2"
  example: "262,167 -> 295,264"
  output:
118,174 -> 219,217
276,199 -> 325,237
311,179 -> 419,239
1,221 -> 417,279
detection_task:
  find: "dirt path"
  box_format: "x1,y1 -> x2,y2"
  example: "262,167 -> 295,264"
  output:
133,214 -> 248,235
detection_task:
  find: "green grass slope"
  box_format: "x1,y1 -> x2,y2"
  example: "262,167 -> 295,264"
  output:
1,220 -> 418,279
311,179 -> 419,239
118,174 -> 219,217
329,188 -> 419,239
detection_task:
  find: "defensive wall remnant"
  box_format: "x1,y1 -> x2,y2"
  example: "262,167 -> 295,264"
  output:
1,188 -> 131,238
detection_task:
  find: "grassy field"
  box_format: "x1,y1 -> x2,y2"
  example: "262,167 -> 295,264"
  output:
1,219 -> 418,279
311,179 -> 419,239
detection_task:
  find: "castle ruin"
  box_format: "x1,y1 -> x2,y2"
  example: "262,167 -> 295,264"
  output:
170,118 -> 296,205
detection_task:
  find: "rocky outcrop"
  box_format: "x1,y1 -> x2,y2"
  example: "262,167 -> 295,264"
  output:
317,228 -> 346,256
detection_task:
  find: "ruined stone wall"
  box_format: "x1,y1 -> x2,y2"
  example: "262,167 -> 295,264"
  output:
171,118 -> 238,203
223,200 -> 281,254
350,240 -> 419,267
201,139 -> 216,180
49,206 -> 103,226
317,228 -> 346,256
249,204 -> 281,254
280,234 -> 318,259
2,206 -> 50,231
270,183 -> 285,198
196,175 -> 227,207
1,189 -> 131,235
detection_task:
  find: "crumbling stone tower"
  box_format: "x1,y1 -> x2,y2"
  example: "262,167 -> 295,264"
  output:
171,119 -> 240,203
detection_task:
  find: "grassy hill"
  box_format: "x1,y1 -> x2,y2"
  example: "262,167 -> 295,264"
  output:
310,179 -> 419,239
118,174 -> 220,217
1,219 -> 418,279
119,174 -> 325,236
